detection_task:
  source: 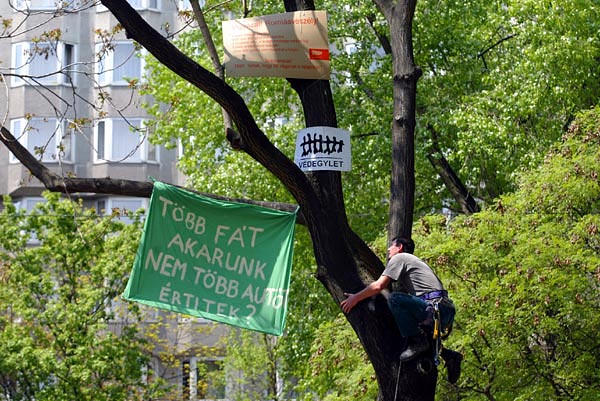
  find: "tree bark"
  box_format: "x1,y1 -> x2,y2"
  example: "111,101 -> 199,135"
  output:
382,0 -> 421,242
425,125 -> 479,214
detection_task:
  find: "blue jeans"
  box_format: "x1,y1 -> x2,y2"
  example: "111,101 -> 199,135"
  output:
388,293 -> 455,337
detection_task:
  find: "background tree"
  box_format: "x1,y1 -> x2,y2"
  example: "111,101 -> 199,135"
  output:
296,315 -> 379,401
417,106 -> 600,400
413,0 -> 600,212
0,193 -> 166,401
297,106 -> 600,401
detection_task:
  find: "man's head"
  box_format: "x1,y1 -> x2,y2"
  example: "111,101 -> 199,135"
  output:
389,237 -> 415,255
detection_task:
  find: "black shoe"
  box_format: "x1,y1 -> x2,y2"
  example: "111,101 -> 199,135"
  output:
400,335 -> 430,362
441,348 -> 462,384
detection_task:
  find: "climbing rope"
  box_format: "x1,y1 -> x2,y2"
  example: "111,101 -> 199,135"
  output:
394,359 -> 402,401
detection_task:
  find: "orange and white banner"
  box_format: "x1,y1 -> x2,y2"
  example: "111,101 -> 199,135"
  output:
223,11 -> 330,80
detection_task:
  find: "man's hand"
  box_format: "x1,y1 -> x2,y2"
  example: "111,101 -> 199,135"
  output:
340,275 -> 392,314
341,292 -> 359,313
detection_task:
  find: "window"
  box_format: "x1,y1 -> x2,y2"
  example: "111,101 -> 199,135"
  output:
10,118 -> 73,163
14,0 -> 81,10
96,42 -> 144,86
98,0 -> 160,11
129,0 -> 160,9
14,0 -> 56,10
97,197 -> 147,225
15,197 -> 47,244
183,358 -> 225,401
94,119 -> 158,163
142,358 -> 161,385
179,0 -> 204,9
12,42 -> 76,86
15,197 -> 47,213
177,134 -> 197,159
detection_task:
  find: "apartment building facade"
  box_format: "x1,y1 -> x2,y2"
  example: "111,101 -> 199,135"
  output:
0,0 -> 187,212
0,1 -> 233,399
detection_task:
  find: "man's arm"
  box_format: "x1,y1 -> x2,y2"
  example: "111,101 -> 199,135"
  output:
340,275 -> 392,313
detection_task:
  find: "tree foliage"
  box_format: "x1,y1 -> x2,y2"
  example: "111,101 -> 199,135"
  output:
296,315 -> 378,401
412,0 -> 600,208
297,106 -> 600,400
0,194 -> 165,401
415,106 -> 600,400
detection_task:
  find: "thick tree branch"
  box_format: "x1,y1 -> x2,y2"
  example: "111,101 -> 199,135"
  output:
0,126 -> 305,223
1,126 -> 154,196
366,13 -> 392,55
426,125 -> 480,215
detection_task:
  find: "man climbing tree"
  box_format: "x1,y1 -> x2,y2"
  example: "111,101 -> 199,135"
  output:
342,237 -> 462,384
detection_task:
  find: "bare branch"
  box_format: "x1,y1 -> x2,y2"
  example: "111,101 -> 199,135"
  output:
189,0 -> 232,130
478,33 -> 517,58
366,13 -> 392,55
189,0 -> 223,80
478,33 -> 517,70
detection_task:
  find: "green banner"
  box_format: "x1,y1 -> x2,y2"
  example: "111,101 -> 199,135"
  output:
123,182 -> 297,336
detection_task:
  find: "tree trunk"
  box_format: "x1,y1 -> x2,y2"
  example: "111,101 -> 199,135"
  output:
383,0 -> 421,241
283,3 -> 436,401
427,152 -> 480,215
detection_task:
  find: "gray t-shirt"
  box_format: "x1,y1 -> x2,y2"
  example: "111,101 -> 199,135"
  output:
382,253 -> 444,296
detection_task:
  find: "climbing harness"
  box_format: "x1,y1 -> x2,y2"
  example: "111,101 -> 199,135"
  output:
431,297 -> 454,366
393,295 -> 455,399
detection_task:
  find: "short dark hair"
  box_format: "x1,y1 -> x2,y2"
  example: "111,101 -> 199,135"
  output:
391,237 -> 415,254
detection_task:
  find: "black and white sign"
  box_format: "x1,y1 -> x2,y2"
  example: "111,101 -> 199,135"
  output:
294,126 -> 351,172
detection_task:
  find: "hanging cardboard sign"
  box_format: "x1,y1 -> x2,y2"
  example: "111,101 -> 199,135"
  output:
123,182 -> 297,336
294,126 -> 351,172
223,10 -> 330,79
